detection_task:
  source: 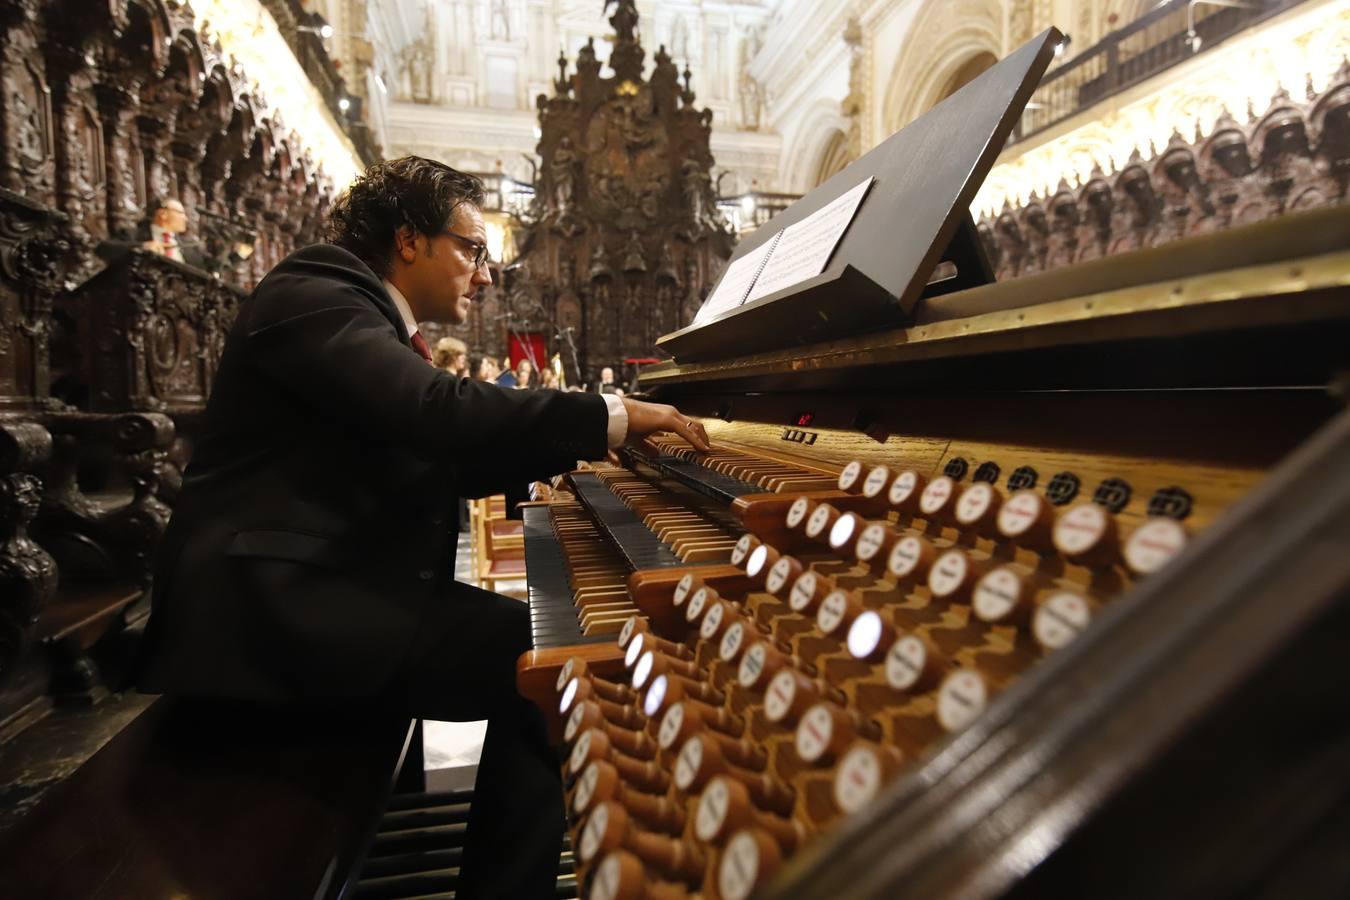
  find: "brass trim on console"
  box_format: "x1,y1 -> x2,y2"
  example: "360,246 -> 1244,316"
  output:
645,248 -> 1350,386
645,205 -> 1350,389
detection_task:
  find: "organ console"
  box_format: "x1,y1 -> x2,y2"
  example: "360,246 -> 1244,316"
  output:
511,27 -> 1350,900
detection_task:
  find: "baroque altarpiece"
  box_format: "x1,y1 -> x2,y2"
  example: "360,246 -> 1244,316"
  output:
476,0 -> 732,384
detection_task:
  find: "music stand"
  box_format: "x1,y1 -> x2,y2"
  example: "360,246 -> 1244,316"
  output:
658,28 -> 1061,362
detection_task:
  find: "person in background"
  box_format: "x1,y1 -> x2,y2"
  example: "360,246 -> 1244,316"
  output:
472,355 -> 500,382
140,197 -> 207,268
433,336 -> 468,375
515,358 -> 536,389
540,368 -> 559,390
596,365 -> 625,397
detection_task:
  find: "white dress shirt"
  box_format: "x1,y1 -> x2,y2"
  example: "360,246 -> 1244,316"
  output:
383,279 -> 628,447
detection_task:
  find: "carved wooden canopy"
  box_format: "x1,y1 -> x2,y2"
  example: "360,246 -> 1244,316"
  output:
494,0 -> 732,386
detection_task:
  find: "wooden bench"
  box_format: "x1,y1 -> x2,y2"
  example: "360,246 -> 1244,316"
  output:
472,496 -> 526,588
0,697 -> 415,899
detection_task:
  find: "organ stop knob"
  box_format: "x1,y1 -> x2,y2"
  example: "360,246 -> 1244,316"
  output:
887,469 -> 927,514
1032,590 -> 1096,651
1123,517 -> 1188,575
996,489 -> 1056,550
832,742 -> 905,814
717,829 -> 783,900
1053,502 -> 1121,567
695,774 -> 808,851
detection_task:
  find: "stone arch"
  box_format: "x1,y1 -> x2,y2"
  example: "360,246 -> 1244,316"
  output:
881,0 -> 1003,135
813,129 -> 851,188
938,52 -> 998,103
780,97 -> 851,193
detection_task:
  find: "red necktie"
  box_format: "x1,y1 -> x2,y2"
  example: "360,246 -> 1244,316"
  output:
410,332 -> 434,366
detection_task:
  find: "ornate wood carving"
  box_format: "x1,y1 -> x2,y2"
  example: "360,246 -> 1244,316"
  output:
982,69 -> 1350,280
0,420 -> 55,691
489,0 -> 732,383
0,0 -> 350,717
0,187 -> 69,412
56,249 -> 241,413
0,1 -> 56,205
1,0 -> 341,291
32,411 -> 173,588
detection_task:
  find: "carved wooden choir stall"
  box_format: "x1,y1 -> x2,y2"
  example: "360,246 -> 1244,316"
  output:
0,0 -> 348,732
979,65 -> 1350,280
0,3 -> 407,897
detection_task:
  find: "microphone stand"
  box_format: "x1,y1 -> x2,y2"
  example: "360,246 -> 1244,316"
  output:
560,325 -> 583,387
503,313 -> 544,387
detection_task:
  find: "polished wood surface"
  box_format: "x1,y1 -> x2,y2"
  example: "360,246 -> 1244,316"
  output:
0,698 -> 413,900
644,204 -> 1350,394
628,564 -> 751,638
518,643 -> 627,743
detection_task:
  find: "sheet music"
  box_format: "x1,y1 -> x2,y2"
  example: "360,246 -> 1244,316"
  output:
693,233 -> 780,324
745,176 -> 875,303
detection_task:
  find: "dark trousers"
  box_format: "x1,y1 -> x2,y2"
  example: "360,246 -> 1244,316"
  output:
504,482 -> 531,520
384,581 -> 562,900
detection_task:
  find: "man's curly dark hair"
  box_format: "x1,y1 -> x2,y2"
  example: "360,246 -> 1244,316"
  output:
326,156 -> 486,276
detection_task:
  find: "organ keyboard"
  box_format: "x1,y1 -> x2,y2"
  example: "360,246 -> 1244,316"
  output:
511,28 -> 1350,898
515,201 -> 1350,900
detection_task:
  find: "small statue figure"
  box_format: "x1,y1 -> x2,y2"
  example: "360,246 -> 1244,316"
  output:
606,0 -> 639,43
559,253 -> 576,291
490,0 -> 510,40
550,137 -> 578,214
589,240 -> 613,282
405,40 -> 433,103
652,45 -> 679,98
639,173 -> 667,220
578,37 -> 598,68
621,230 -> 647,273
738,73 -> 762,131
680,158 -> 714,230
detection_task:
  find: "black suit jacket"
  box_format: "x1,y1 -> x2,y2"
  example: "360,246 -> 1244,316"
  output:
136,244 -> 608,702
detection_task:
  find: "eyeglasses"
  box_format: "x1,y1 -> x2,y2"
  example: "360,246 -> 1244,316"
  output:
442,230 -> 491,269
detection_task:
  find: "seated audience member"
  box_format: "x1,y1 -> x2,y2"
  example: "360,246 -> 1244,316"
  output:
433,336 -> 468,375
596,365 -> 625,396
515,358 -> 536,389
472,355 -> 500,382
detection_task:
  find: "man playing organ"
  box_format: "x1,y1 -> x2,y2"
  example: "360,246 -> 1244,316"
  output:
135,156 -> 709,899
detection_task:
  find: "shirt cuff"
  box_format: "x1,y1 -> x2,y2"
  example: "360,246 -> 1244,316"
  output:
602,393 -> 628,448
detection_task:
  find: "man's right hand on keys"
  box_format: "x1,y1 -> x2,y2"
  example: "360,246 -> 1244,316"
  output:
622,398 -> 712,452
